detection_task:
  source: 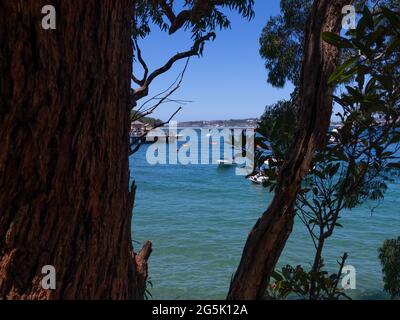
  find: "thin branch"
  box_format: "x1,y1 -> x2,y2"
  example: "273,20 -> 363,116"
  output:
132,32 -> 215,101
135,58 -> 190,115
160,0 -> 177,26
132,40 -> 149,86
333,252 -> 348,292
155,98 -> 193,104
130,59 -> 190,155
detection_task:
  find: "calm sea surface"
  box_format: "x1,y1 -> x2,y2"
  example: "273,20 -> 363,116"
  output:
130,133 -> 400,300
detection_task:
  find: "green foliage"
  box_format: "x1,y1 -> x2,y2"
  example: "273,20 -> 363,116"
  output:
141,116 -> 163,127
259,0 -> 312,87
305,4 -> 400,211
254,100 -> 297,188
131,110 -> 163,127
323,6 -> 400,87
133,0 -> 254,39
259,0 -> 399,88
256,100 -> 297,159
379,237 -> 400,299
296,7 -> 400,297
183,0 -> 254,39
323,5 -> 400,197
260,3 -> 400,299
267,261 -> 351,300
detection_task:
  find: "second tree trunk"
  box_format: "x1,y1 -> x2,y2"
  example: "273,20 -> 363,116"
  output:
227,0 -> 349,300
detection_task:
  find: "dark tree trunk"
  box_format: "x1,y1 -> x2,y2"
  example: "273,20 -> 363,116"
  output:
0,0 -> 150,299
227,0 -> 349,300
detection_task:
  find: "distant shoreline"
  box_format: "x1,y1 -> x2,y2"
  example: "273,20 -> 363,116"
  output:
176,118 -> 258,128
160,118 -> 345,129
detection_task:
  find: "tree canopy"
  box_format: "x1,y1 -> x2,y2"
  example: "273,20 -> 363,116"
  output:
259,0 -> 399,88
259,0 -> 312,87
134,0 -> 254,38
258,3 -> 400,300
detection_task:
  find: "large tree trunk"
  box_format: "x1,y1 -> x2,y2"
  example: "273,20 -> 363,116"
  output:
227,0 -> 349,300
0,0 -> 150,299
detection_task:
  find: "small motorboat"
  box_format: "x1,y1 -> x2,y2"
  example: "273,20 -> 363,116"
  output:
216,159 -> 235,167
329,127 -> 340,143
248,174 -> 268,185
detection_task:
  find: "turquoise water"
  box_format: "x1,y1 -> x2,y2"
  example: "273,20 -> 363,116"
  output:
130,138 -> 400,300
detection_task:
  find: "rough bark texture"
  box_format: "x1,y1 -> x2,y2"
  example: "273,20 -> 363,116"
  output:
227,0 -> 349,300
0,0 -> 151,299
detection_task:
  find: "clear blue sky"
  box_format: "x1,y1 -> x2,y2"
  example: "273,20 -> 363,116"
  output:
135,0 -> 294,122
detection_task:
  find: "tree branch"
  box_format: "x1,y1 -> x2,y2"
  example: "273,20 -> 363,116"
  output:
135,58 -> 190,115
160,0 -> 216,34
132,40 -> 149,87
132,32 -> 215,101
160,0 -> 177,25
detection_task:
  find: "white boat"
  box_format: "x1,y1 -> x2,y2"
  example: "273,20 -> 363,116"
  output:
248,174 -> 268,185
329,125 -> 344,143
329,128 -> 338,143
216,159 -> 235,167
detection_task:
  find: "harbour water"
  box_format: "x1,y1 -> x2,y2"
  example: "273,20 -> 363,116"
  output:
130,136 -> 400,300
